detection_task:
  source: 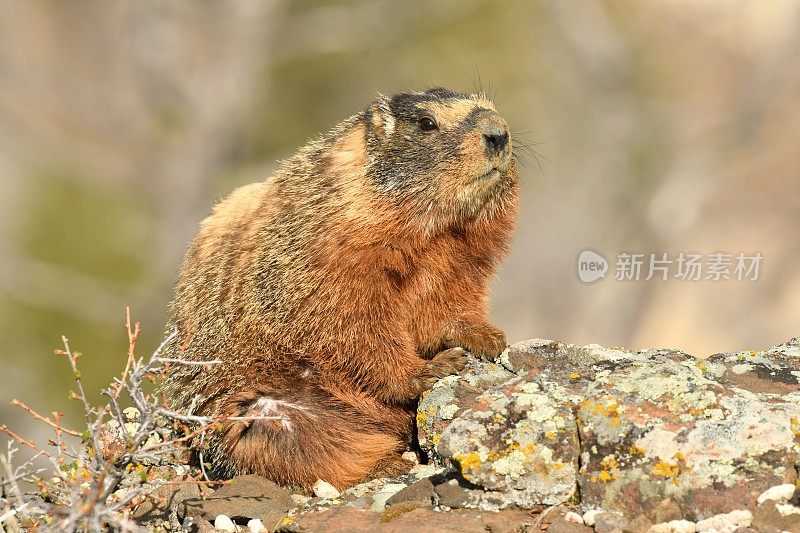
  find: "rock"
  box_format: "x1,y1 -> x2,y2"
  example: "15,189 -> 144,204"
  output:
312,479 -> 340,499
752,500 -> 800,532
626,515 -> 656,532
369,483 -> 408,511
401,451 -> 419,464
246,518 -> 265,532
647,519 -> 696,533
563,510 -> 584,524
434,376 -> 579,508
583,509 -> 605,526
706,337 -> 800,395
385,477 -> 434,506
418,338 -> 800,520
289,504 -> 536,532
182,475 -> 294,526
417,357 -> 515,461
775,502 -> 800,516
548,516 -> 594,533
290,494 -> 310,506
408,463 -> 446,479
695,509 -> 752,532
432,477 -> 478,509
592,511 -> 631,533
213,514 -> 237,532
757,483 -> 796,505
134,482 -> 201,523
184,516 -> 216,533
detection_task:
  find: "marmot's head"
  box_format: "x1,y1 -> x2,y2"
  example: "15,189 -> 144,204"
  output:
364,87 -> 517,228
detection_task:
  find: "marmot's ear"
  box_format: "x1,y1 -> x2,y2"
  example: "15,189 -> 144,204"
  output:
369,94 -> 395,140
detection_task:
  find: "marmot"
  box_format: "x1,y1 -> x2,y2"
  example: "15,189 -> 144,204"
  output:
163,87 -> 519,489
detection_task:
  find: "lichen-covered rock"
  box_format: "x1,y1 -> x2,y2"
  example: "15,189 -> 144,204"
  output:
706,337 -> 800,395
418,337 -> 800,522
572,348 -> 798,522
435,376 -> 579,508
417,357 -> 514,459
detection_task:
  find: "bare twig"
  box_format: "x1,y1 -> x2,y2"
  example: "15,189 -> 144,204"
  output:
0,425 -> 55,463
119,307 -> 141,394
1,310 -> 254,531
10,400 -> 81,438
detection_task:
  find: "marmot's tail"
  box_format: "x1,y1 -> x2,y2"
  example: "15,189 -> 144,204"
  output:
209,383 -> 414,489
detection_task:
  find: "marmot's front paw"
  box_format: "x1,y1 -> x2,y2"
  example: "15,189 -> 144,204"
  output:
411,347 -> 468,393
444,321 -> 507,361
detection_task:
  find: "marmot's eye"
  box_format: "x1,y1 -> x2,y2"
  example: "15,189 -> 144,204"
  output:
419,117 -> 438,132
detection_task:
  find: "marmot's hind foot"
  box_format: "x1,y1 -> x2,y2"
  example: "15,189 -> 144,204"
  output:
216,385 -> 409,490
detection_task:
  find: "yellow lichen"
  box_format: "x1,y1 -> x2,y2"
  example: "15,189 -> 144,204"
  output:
454,452 -> 483,480
596,455 -> 619,482
652,461 -> 680,478
629,444 -> 647,455
569,372 -> 581,379
590,400 -> 620,420
600,456 -> 619,470
522,442 -> 536,455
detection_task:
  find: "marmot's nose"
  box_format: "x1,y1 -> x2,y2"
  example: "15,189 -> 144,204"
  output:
483,129 -> 509,156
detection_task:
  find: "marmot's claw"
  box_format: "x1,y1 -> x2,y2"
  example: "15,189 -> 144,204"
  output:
431,346 -> 468,375
415,347 -> 468,392
446,322 -> 507,361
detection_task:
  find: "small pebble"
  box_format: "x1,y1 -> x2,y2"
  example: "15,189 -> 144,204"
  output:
291,493 -> 311,505
247,518 -> 265,532
313,479 -> 340,499
775,502 -> 800,516
582,509 -> 605,526
563,511 -> 584,524
757,483 -> 796,505
214,514 -> 238,532
695,509 -> 752,532
647,519 -> 696,533
401,451 -> 420,464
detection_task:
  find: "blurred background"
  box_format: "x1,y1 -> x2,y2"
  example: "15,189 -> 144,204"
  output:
1,1 -> 798,439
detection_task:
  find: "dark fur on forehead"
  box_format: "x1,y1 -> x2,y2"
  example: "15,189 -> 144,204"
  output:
387,88 -> 473,118
424,87 -> 465,99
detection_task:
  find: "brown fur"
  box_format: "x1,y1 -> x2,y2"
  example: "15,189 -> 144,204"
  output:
163,88 -> 519,489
